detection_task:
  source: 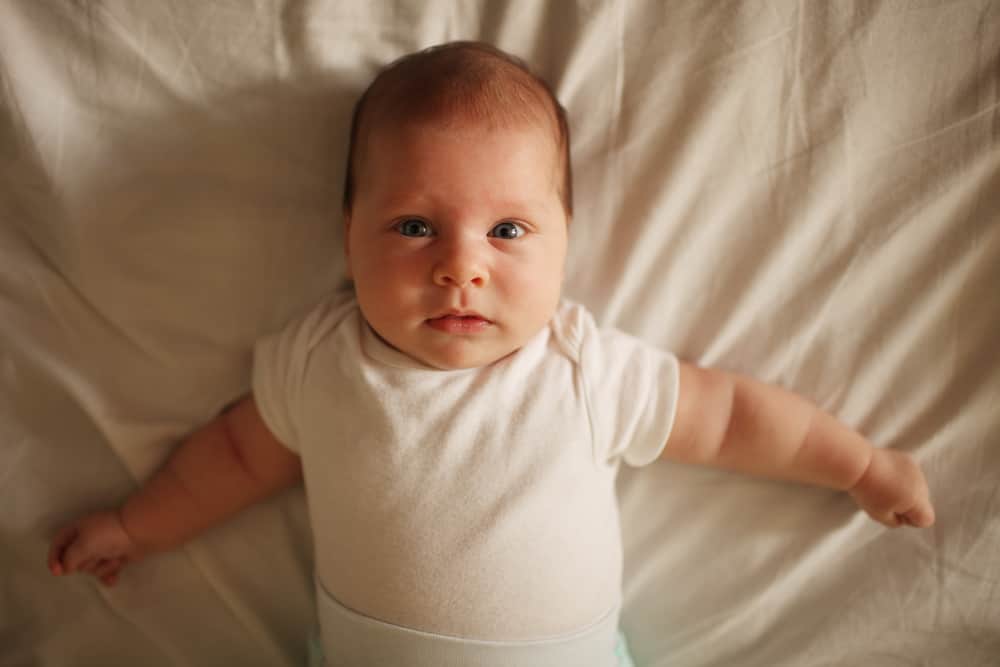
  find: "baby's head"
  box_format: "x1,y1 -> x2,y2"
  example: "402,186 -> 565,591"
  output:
342,42 -> 572,370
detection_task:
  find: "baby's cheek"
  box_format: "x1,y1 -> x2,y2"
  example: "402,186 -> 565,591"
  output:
518,278 -> 562,329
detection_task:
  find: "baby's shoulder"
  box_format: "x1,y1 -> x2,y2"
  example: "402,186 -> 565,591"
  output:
548,300 -> 598,363
549,301 -> 670,374
270,288 -> 359,354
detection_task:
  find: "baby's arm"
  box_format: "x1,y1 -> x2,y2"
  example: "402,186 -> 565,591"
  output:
48,396 -> 301,586
662,363 -> 935,528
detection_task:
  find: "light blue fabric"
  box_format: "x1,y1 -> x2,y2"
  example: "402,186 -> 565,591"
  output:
308,628 -> 637,666
614,629 -> 637,667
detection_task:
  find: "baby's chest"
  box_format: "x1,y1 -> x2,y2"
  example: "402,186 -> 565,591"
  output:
303,389 -> 608,523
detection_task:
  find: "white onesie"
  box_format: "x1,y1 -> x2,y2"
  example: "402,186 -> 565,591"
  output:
252,292 -> 679,666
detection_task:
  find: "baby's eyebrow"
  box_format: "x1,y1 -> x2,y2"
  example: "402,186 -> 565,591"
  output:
374,193 -> 426,209
375,194 -> 548,221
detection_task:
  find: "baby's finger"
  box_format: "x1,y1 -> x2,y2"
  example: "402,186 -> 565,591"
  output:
61,541 -> 96,574
100,573 -> 119,587
62,533 -> 113,575
94,558 -> 123,581
48,525 -> 79,575
77,558 -> 99,575
900,504 -> 935,528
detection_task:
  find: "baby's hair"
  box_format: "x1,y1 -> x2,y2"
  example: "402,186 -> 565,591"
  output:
343,41 -> 573,216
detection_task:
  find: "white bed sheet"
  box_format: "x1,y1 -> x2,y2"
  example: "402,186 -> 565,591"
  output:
2,1 -> 998,665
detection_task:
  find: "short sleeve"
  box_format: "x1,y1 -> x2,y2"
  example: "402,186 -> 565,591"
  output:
251,291 -> 354,453
576,310 -> 680,467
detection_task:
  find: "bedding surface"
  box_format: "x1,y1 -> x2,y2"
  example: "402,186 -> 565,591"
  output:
2,1 -> 998,665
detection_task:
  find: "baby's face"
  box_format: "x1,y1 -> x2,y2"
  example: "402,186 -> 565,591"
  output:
345,120 -> 568,370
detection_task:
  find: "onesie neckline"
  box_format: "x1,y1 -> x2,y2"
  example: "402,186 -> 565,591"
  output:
358,316 -> 484,374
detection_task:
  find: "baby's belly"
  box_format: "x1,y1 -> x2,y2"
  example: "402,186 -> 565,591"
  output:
314,504 -> 622,640
309,463 -> 624,640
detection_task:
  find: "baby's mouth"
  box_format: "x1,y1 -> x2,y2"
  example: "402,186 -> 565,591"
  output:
426,313 -> 492,334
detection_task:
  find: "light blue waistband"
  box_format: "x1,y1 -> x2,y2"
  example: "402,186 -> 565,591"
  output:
312,578 -> 623,667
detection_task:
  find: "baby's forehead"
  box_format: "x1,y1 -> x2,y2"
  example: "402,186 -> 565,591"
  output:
360,91 -> 559,149
362,119 -> 562,194
364,112 -> 557,153
354,114 -> 565,217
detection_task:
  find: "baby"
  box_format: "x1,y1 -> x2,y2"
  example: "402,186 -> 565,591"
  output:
48,42 -> 935,667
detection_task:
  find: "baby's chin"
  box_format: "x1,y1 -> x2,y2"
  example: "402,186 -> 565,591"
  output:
370,312 -> 556,371
408,342 -> 521,371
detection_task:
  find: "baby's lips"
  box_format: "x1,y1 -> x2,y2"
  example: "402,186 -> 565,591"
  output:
426,314 -> 492,333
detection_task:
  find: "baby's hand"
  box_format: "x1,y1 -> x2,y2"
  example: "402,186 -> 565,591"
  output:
48,510 -> 141,587
849,449 -> 935,528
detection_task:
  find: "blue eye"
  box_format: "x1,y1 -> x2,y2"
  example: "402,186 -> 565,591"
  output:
395,218 -> 432,237
489,221 -> 524,240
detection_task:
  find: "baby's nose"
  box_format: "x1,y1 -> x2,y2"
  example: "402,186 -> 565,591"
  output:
432,242 -> 488,288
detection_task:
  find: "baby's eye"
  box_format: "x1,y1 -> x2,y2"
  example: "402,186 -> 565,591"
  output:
395,218 -> 432,238
488,221 -> 525,240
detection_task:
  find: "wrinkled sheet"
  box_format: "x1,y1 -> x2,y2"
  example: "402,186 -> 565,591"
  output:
2,1 -> 998,665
